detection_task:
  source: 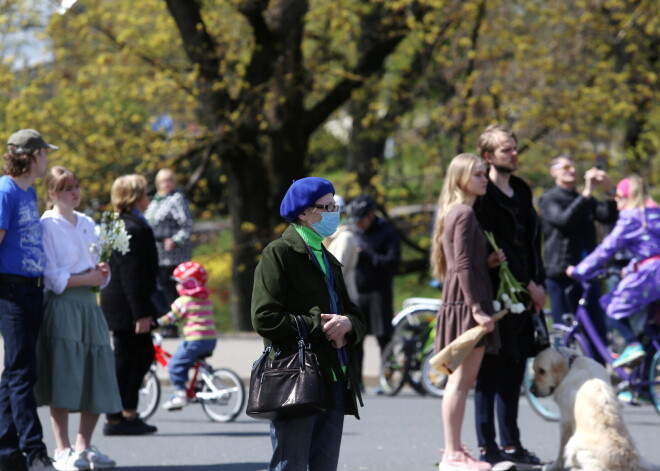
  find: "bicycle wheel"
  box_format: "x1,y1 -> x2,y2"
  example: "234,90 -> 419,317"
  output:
137,367 -> 160,420
420,350 -> 447,397
199,368 -> 246,422
379,337 -> 409,396
650,351 -> 660,416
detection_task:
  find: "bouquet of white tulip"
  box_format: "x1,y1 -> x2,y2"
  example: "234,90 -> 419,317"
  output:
484,231 -> 527,314
90,211 -> 131,263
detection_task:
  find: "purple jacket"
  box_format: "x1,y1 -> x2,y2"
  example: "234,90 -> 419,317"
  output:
573,207 -> 660,319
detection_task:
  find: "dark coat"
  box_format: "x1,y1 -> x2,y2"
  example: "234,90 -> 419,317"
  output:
538,185 -> 618,279
354,217 -> 401,336
101,212 -> 159,332
474,175 -> 545,359
251,225 -> 366,418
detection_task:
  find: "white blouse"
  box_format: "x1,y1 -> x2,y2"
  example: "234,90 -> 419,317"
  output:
41,210 -> 107,294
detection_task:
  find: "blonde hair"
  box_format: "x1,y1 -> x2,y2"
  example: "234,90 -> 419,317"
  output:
623,174 -> 648,210
45,166 -> 79,208
111,174 -> 147,213
430,153 -> 485,280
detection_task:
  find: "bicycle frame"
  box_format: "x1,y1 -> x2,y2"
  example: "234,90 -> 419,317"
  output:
561,276 -> 660,395
152,339 -> 214,401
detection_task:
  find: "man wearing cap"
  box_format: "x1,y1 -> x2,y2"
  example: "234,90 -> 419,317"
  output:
0,129 -> 58,470
346,195 -> 401,391
252,177 -> 366,471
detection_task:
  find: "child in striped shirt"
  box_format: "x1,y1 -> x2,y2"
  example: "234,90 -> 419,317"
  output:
157,261 -> 217,410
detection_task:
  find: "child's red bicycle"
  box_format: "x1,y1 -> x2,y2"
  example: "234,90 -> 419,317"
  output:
137,332 -> 245,422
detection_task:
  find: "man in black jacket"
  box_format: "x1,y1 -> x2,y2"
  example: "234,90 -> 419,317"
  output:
473,124 -> 545,469
347,195 -> 400,391
538,154 -> 617,362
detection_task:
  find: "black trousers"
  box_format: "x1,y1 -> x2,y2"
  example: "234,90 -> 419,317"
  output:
107,330 -> 154,419
474,352 -> 526,450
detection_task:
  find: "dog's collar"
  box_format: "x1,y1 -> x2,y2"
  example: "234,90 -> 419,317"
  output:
556,348 -> 579,368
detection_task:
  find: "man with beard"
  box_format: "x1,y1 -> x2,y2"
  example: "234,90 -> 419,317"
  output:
472,124 -> 545,470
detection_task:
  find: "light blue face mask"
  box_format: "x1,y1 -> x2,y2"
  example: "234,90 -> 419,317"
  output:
311,211 -> 340,237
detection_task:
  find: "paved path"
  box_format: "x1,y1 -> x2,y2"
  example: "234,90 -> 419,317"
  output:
0,332 -> 383,385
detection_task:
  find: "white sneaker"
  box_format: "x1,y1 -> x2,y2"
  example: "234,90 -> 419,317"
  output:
52,448 -> 88,471
162,390 -> 189,410
78,446 -> 116,470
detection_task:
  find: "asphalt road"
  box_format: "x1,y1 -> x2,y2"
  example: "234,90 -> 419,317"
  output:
35,384 -> 660,471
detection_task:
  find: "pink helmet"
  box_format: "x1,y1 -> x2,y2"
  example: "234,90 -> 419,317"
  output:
172,261 -> 209,298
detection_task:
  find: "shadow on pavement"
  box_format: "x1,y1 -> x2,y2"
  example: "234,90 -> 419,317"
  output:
119,464 -> 266,470
154,431 -> 270,438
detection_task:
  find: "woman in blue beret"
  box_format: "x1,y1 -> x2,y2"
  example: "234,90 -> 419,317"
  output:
251,177 -> 367,471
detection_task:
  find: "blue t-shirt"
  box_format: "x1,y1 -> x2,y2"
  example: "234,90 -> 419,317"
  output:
0,175 -> 45,276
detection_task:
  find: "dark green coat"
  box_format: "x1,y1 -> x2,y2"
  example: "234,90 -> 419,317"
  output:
251,225 -> 366,418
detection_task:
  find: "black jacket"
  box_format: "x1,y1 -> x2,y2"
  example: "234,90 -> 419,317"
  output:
101,212 -> 159,332
474,175 -> 545,359
538,186 -> 618,279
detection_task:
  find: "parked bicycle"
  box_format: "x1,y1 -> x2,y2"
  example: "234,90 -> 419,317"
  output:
524,268 -> 660,421
137,332 -> 246,422
379,297 -> 448,397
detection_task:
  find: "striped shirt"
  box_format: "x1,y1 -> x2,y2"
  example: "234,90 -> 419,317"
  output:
160,295 -> 217,341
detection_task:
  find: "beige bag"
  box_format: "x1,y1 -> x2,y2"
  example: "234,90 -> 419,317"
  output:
429,309 -> 508,374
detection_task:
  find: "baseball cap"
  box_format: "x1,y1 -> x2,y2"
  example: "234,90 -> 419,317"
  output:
346,195 -> 375,223
7,129 -> 59,155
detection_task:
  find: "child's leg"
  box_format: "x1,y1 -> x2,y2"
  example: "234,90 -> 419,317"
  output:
167,339 -> 217,389
168,342 -> 198,390
609,316 -> 638,344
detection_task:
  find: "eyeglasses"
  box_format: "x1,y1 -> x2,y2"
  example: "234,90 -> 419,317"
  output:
311,203 -> 340,212
551,163 -> 575,171
614,193 -> 626,200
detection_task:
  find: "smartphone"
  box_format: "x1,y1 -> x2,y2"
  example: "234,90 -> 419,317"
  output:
594,155 -> 606,170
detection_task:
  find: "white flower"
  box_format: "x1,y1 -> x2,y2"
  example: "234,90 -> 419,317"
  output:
91,212 -> 132,262
510,303 -> 525,314
493,300 -> 501,311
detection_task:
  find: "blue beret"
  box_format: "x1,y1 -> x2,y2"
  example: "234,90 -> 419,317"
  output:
280,177 -> 335,222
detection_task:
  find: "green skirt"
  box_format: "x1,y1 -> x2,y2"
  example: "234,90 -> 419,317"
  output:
35,287 -> 122,414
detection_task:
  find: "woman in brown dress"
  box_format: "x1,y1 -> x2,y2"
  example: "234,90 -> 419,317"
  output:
430,153 -> 504,471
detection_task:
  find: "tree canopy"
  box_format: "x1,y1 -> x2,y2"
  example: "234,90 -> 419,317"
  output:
1,0 -> 658,330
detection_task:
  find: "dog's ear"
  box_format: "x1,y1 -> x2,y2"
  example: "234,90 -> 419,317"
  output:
551,349 -> 569,379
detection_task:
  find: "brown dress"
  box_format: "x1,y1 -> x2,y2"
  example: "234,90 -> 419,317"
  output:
434,204 -> 501,354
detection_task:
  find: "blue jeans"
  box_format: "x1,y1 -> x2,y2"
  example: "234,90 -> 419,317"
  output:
0,282 -> 46,462
168,339 -> 217,390
546,277 -> 608,363
269,381 -> 346,471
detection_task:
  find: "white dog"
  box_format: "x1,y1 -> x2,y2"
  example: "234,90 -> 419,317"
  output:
530,347 -> 659,471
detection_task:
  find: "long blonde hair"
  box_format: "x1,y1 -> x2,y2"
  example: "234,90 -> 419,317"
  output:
430,153 -> 485,280
618,174 -> 655,228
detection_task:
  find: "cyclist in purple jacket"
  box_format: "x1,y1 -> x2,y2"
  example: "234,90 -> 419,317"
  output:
568,175 -> 660,368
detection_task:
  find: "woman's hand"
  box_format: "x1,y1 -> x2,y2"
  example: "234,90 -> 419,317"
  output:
472,309 -> 495,333
135,317 -> 152,335
320,314 -> 353,349
97,262 -> 110,278
487,249 -> 506,268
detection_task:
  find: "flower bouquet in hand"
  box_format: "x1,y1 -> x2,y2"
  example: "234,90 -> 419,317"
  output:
484,231 -> 526,314
89,212 -> 131,291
